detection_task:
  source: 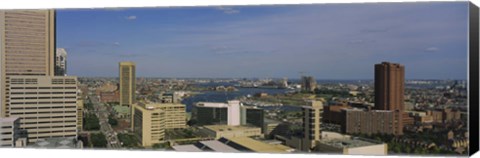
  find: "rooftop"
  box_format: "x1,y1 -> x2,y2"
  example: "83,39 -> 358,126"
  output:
264,118 -> 280,124
172,144 -> 203,152
199,140 -> 239,152
136,102 -> 185,110
196,102 -> 229,108
203,125 -> 260,132
97,82 -> 117,92
30,137 -> 80,149
318,137 -> 381,149
0,117 -> 19,123
223,137 -> 293,153
113,105 -> 130,114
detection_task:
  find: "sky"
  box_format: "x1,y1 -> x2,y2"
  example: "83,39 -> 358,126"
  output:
56,2 -> 469,80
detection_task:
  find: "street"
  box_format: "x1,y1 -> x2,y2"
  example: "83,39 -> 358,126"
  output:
88,90 -> 122,149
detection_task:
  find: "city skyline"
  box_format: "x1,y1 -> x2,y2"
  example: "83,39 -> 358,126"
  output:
57,2 -> 468,79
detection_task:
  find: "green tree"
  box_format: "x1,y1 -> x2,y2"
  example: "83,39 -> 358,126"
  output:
108,115 -> 118,126
118,133 -> 139,148
390,142 -> 402,153
405,146 -> 412,153
90,133 -> 107,148
152,142 -> 171,149
84,113 -> 100,131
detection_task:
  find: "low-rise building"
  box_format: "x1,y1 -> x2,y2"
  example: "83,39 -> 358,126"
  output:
0,117 -> 21,147
194,140 -> 239,152
314,136 -> 387,155
192,100 -> 265,127
219,137 -> 294,153
199,125 -> 262,139
113,105 -> 130,119
29,137 -> 83,149
172,137 -> 294,153
263,119 -> 282,139
340,108 -> 397,135
323,104 -> 352,124
172,144 -> 204,152
96,82 -> 119,103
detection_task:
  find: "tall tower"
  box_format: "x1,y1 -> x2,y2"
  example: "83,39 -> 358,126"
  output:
302,100 -> 323,151
55,48 -> 67,76
301,76 -> 317,92
119,61 -> 136,108
374,61 -> 405,135
374,62 -> 405,111
0,10 -> 80,142
0,10 -> 56,117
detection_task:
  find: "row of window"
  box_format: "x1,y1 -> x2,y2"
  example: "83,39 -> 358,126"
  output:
10,101 -> 77,104
10,96 -> 77,99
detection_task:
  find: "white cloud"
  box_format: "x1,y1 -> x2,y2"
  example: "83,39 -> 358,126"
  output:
125,15 -> 137,20
215,6 -> 239,14
425,47 -> 439,52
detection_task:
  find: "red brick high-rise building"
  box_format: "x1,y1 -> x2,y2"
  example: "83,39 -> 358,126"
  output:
374,62 -> 405,111
374,62 -> 405,135
338,62 -> 408,136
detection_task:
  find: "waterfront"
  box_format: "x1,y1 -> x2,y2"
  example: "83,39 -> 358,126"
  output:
182,82 -> 293,112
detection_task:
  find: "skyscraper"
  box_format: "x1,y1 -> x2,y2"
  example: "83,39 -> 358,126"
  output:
0,10 -> 80,143
374,61 -> 405,135
374,62 -> 405,111
119,62 -> 136,109
55,48 -> 67,76
301,76 -> 317,92
0,10 -> 56,117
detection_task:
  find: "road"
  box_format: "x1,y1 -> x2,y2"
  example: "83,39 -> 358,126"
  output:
88,90 -> 123,149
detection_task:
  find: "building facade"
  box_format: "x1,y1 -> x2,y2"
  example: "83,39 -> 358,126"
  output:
243,106 -> 264,128
0,117 -> 21,147
193,101 -> 265,128
55,48 -> 67,76
140,102 -> 186,129
301,76 -> 317,92
0,10 -> 56,117
7,76 -> 78,143
119,62 -> 136,109
200,125 -> 262,139
314,135 -> 387,155
193,105 -> 228,125
340,109 -> 396,135
374,62 -> 405,111
131,103 -> 166,147
76,89 -> 84,132
302,100 -> 323,151
374,62 -> 405,135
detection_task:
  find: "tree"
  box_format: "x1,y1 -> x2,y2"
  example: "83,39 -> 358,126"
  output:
389,142 -> 402,153
90,133 -> 107,148
117,133 -> 139,148
108,115 -> 118,126
152,142 -> 171,149
404,146 -> 412,153
84,113 -> 100,131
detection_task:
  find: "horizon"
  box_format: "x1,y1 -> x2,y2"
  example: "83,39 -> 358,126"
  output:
57,2 -> 469,80
76,76 -> 467,81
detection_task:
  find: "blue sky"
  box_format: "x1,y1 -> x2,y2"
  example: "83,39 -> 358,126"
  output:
56,2 -> 469,79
